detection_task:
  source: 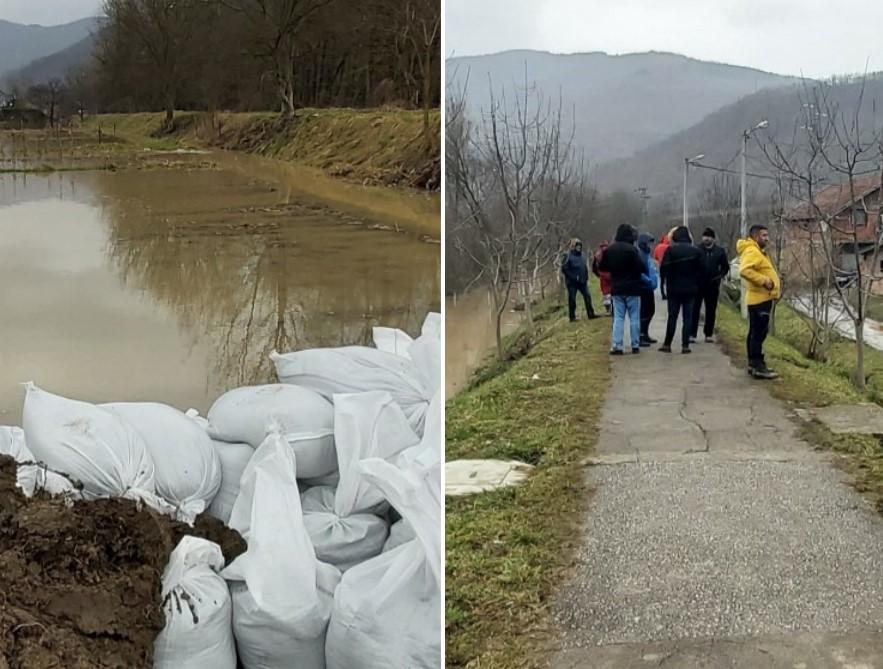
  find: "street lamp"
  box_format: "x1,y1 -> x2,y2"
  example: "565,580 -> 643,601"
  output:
740,120 -> 768,317
683,154 -> 705,229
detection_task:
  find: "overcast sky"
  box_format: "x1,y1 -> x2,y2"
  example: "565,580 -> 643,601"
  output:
446,0 -> 883,78
0,0 -> 100,25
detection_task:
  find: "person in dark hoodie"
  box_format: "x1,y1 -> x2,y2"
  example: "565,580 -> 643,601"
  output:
561,238 -> 597,321
690,227 -> 730,343
659,226 -> 703,353
637,232 -> 659,346
598,224 -> 645,354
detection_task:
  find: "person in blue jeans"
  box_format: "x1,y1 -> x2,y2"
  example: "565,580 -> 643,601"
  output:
598,224 -> 646,354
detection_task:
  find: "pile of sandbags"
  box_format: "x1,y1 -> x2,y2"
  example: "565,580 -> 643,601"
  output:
4,311 -> 441,669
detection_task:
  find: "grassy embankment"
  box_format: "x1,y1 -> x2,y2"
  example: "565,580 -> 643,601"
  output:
715,298 -> 883,505
75,109 -> 440,189
446,294 -> 612,668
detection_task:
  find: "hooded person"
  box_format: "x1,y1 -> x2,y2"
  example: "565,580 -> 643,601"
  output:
598,224 -> 645,354
653,227 -> 678,267
690,227 -> 730,343
659,225 -> 703,354
737,224 -> 781,380
561,238 -> 597,322
637,233 -> 659,346
592,241 -> 613,314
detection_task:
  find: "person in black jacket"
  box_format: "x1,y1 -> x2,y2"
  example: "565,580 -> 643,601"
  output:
659,226 -> 703,353
598,224 -> 646,354
561,238 -> 597,321
690,227 -> 730,343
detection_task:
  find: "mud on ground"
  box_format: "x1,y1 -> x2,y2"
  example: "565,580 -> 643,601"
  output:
0,456 -> 245,669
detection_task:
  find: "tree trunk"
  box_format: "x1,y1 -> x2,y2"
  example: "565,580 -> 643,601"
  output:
855,320 -> 866,390
422,49 -> 432,153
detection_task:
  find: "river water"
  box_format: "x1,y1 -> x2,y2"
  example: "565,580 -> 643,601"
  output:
0,149 -> 439,421
445,289 -> 523,398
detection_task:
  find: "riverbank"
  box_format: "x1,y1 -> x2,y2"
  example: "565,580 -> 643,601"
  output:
715,301 -> 883,508
445,297 -> 611,668
74,109 -> 440,190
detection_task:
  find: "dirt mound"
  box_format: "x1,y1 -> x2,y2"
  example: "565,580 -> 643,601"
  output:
0,455 -> 245,669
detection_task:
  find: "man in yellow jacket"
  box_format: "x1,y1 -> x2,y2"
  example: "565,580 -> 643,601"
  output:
737,224 -> 781,380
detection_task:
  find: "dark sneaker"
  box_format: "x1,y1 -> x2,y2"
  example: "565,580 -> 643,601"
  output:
705,336 -> 714,343
588,313 -> 598,320
753,363 -> 779,380
681,347 -> 692,354
658,345 -> 672,353
569,318 -> 576,322
639,339 -> 652,347
610,349 -> 624,356
632,348 -> 641,354
645,336 -> 658,344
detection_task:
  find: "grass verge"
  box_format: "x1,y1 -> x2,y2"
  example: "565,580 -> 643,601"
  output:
445,297 -> 611,668
76,109 -> 440,189
715,300 -> 883,508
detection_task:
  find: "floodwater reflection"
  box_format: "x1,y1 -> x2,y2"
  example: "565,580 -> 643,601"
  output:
0,164 -> 439,421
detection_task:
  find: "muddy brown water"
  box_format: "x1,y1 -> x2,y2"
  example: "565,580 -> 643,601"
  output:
445,289 -> 523,398
0,150 -> 439,422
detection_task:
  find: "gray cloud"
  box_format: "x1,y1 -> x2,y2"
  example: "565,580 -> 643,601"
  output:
446,0 -> 883,78
0,0 -> 100,26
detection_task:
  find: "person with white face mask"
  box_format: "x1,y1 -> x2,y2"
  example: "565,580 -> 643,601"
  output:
690,227 -> 729,344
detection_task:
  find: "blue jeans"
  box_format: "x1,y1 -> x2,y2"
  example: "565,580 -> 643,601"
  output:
612,295 -> 641,351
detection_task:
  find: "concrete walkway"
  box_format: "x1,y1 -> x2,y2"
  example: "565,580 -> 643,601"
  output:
552,310 -> 883,668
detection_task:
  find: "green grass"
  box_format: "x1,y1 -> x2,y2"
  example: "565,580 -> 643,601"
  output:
76,109 -> 440,189
446,295 -> 611,668
715,300 -> 883,508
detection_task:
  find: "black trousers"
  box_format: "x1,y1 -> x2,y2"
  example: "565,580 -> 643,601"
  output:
567,282 -> 594,320
747,300 -> 773,365
691,282 -> 721,338
663,292 -> 695,348
640,289 -> 655,337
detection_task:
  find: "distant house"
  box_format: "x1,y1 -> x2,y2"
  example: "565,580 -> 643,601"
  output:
0,90 -> 15,109
783,174 -> 883,292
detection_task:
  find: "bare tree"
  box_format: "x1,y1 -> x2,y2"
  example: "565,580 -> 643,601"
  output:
102,0 -> 208,128
446,71 -> 585,357
219,0 -> 330,117
759,78 -> 883,388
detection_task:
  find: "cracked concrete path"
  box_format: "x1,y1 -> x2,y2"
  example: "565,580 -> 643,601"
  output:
551,310 -> 883,668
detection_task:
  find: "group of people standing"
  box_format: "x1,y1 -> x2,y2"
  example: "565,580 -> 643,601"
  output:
561,222 -> 781,380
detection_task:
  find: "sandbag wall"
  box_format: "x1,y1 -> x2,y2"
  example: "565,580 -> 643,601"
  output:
0,312 -> 442,669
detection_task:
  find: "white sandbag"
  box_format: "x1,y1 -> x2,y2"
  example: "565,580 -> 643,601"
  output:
206,440 -> 254,525
301,486 -> 388,571
383,518 -> 415,553
206,384 -> 336,479
0,425 -> 31,461
332,391 -> 420,517
154,536 -> 236,669
325,460 -> 441,669
372,327 -> 414,358
421,312 -> 441,339
397,391 -> 442,474
103,402 -> 221,523
21,384 -> 171,513
270,347 -> 431,435
408,336 -> 441,400
222,432 -> 340,669
0,425 -> 81,500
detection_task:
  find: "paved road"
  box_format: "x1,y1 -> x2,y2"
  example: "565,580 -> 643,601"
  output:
551,310 -> 883,668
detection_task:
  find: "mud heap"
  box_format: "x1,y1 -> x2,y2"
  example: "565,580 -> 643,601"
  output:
0,455 -> 245,669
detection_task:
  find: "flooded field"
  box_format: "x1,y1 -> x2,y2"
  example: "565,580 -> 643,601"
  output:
0,147 -> 439,421
445,290 -> 523,398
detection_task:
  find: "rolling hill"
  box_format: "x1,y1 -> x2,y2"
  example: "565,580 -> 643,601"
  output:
595,74 -> 883,199
11,33 -> 98,84
446,49 -> 800,164
0,17 -> 99,81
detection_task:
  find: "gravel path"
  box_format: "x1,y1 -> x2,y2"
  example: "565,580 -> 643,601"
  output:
551,308 -> 883,667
